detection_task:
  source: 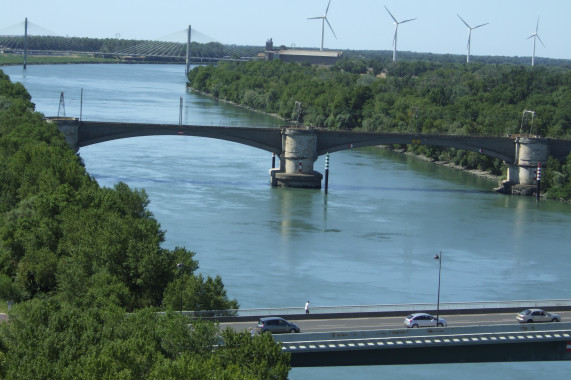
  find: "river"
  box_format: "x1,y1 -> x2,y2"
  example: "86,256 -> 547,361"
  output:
3,63 -> 570,379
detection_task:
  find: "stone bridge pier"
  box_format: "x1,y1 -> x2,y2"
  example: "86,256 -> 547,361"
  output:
270,128 -> 323,188
504,136 -> 549,191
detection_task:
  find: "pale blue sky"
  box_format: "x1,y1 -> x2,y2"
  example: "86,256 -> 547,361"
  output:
1,0 -> 570,60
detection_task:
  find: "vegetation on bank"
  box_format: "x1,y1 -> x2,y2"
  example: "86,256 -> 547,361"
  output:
0,69 -> 291,377
187,59 -> 571,199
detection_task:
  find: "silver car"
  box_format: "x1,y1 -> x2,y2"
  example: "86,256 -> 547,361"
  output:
516,309 -> 561,323
257,317 -> 300,334
404,313 -> 447,328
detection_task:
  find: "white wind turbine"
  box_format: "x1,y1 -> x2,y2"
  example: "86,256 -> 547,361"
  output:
308,0 -> 337,51
527,17 -> 544,66
457,14 -> 489,63
384,6 -> 416,62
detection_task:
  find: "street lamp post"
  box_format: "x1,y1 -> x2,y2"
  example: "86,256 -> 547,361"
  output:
177,263 -> 184,315
434,252 -> 442,326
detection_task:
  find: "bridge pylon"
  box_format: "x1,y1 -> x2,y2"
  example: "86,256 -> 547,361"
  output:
270,128 -> 323,188
498,135 -> 549,195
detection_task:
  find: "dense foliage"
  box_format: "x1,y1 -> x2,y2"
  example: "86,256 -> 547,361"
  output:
0,70 -> 289,377
188,59 -> 571,137
187,59 -> 571,198
1,298 -> 288,379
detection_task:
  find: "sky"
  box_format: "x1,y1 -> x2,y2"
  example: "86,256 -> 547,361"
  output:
1,0 -> 570,60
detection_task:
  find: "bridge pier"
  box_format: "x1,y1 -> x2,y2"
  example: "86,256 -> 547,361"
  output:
501,136 -> 549,195
270,128 -> 323,188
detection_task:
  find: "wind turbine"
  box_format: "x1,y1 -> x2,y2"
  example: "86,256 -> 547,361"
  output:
308,0 -> 337,51
457,14 -> 488,63
384,6 -> 416,62
527,17 -> 544,66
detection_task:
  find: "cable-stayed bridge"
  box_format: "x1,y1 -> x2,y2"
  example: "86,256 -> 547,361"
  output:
0,19 -> 262,65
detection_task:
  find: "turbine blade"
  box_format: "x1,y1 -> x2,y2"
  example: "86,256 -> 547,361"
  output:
326,0 -> 331,16
400,18 -> 417,24
537,34 -> 545,47
536,17 -> 539,33
526,33 -> 536,40
473,22 -> 489,29
457,14 -> 470,28
308,16 -> 323,20
326,18 -> 337,39
384,6 -> 398,23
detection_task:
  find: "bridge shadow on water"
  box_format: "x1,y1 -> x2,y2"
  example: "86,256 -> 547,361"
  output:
331,184 -> 491,194
91,173 -> 492,194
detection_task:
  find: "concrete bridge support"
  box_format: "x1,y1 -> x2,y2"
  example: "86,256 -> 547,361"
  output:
501,136 -> 549,194
270,128 -> 323,188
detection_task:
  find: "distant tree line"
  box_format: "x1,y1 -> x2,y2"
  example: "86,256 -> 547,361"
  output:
1,35 -> 142,53
187,58 -> 571,199
342,50 -> 571,69
0,70 -> 291,378
0,35 -> 263,59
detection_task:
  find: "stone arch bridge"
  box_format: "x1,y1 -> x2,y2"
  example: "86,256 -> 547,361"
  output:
50,118 -> 571,189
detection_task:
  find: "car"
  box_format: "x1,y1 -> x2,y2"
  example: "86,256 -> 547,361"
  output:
257,317 -> 300,334
516,309 -> 561,323
404,313 -> 447,328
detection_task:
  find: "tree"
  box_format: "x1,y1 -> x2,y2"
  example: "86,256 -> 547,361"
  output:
0,298 -> 289,379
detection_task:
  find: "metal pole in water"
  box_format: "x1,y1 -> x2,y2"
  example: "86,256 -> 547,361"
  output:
179,97 -> 183,127
324,152 -> 330,194
271,153 -> 275,168
80,88 -> 83,121
536,162 -> 541,201
434,252 -> 442,326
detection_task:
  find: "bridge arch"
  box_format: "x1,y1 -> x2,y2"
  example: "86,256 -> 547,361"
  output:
77,121 -> 283,155
315,130 -> 516,163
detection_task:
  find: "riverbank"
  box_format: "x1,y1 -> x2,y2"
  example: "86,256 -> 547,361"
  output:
187,86 -> 288,123
386,146 -> 503,182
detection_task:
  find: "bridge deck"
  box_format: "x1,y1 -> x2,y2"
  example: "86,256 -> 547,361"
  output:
276,323 -> 571,366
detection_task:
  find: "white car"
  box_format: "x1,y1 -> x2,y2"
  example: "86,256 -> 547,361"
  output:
404,313 -> 447,328
516,309 -> 561,323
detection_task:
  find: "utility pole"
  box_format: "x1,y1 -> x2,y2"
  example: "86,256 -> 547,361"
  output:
292,101 -> 302,126
58,92 -> 66,117
520,110 -> 535,135
410,106 -> 419,133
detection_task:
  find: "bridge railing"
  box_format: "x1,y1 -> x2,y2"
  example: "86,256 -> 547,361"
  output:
184,299 -> 571,318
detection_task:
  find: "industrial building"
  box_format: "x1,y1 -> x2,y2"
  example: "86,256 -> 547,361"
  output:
263,38 -> 342,66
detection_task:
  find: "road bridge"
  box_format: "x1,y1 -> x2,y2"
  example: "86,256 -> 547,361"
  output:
211,300 -> 571,367
48,118 -> 571,190
277,323 -> 571,367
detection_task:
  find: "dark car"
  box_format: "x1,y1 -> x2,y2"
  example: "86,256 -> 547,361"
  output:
257,317 -> 300,334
